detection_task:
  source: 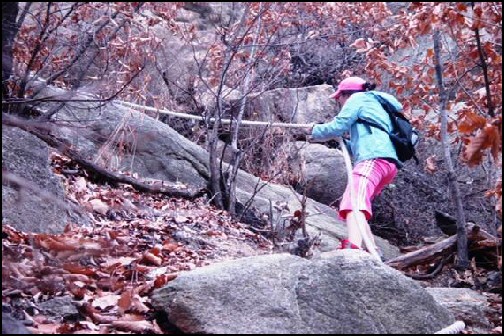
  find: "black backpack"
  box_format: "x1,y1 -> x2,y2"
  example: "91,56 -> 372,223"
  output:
358,93 -> 419,164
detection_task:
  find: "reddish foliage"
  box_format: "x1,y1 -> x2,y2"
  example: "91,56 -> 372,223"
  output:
2,153 -> 273,334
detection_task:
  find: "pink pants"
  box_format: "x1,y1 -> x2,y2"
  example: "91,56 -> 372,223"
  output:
339,158 -> 398,221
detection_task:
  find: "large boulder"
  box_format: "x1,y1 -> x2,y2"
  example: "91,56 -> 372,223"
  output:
426,288 -> 493,330
2,312 -> 31,334
33,84 -> 210,190
244,84 -> 337,125
2,126 -> 88,233
286,141 -> 347,205
151,251 -> 454,334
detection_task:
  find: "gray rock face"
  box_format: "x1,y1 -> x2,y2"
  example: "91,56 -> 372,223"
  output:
36,296 -> 80,322
34,86 -> 210,190
426,288 -> 492,329
2,312 -> 31,334
234,168 -> 399,258
287,141 -> 347,205
151,251 -> 454,334
244,85 -> 337,126
2,126 -> 68,233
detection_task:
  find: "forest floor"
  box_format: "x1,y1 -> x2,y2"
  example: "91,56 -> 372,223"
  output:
1,153 -> 502,334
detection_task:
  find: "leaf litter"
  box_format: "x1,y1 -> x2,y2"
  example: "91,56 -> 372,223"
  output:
2,153 -> 273,334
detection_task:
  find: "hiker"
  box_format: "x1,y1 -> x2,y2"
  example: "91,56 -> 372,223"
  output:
307,76 -> 402,258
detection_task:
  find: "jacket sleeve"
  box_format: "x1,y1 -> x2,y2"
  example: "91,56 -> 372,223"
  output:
311,98 -> 361,142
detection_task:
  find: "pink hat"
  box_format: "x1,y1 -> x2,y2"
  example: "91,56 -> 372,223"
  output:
329,76 -> 366,99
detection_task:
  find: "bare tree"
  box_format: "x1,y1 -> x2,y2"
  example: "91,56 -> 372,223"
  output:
2,2 -> 20,100
433,29 -> 469,270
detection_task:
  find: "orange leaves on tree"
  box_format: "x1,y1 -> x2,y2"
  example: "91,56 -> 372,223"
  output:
485,179 -> 502,219
458,110 -> 487,134
472,5 -> 484,30
456,3 -> 468,11
462,125 -> 501,166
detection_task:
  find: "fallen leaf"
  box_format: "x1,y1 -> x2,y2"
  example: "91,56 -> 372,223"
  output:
74,176 -> 87,193
132,294 -> 150,313
118,288 -> 133,315
425,155 -> 438,174
174,215 -> 190,224
63,263 -> 97,276
92,293 -> 121,310
112,320 -> 157,333
89,199 -> 110,215
28,323 -> 60,334
100,256 -> 137,268
142,251 -> 162,266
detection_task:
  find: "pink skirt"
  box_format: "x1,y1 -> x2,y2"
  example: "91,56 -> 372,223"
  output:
338,158 -> 398,221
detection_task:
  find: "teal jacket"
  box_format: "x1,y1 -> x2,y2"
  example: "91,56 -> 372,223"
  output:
311,91 -> 402,167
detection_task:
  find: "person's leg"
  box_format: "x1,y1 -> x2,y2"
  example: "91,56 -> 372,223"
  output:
364,159 -> 398,259
346,210 -> 368,248
338,159 -> 397,253
338,160 -> 375,249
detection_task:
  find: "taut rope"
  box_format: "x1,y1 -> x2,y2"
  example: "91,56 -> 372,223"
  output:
115,100 -> 313,128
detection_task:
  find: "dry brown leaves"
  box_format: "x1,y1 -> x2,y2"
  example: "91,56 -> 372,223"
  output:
1,153 -> 273,334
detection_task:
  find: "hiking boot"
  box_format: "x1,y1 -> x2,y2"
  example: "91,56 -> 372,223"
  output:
338,239 -> 361,250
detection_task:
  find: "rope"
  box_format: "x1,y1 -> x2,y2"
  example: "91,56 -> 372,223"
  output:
115,100 -> 313,128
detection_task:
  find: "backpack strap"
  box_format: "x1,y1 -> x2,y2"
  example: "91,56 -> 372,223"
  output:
356,118 -> 389,134
357,92 -> 397,133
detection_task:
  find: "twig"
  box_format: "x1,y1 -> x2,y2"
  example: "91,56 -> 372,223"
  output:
405,256 -> 448,280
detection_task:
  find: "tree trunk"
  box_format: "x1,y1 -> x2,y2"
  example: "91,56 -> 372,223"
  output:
207,106 -> 224,209
433,30 -> 469,269
226,4 -> 262,216
2,2 -> 19,99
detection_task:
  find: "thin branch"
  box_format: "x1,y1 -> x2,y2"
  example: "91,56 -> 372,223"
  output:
18,3 -> 53,99
16,2 -> 33,27
471,2 -> 495,117
44,2 -> 144,89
